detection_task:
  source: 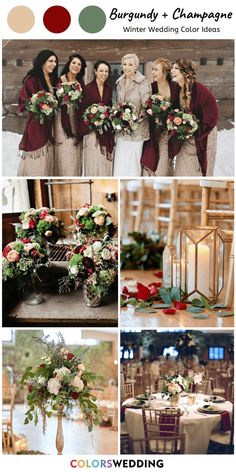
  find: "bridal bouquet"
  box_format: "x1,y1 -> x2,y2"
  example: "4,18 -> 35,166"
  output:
72,204 -> 115,244
166,109 -> 198,141
21,333 -> 101,433
66,236 -> 118,296
56,81 -> 83,110
2,239 -> 47,282
111,102 -> 138,135
163,374 -> 188,398
16,207 -> 64,245
83,103 -> 112,135
26,90 -> 58,124
144,94 -> 171,129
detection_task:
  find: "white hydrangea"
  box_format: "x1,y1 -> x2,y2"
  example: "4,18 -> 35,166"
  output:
37,376 -> 47,386
92,241 -> 103,253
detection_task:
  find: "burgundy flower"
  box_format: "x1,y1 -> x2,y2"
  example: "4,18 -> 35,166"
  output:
82,257 -> 94,270
31,250 -> 39,258
74,245 -> 83,254
39,210 -> 49,220
39,364 -> 46,368
28,385 -> 33,392
29,219 -> 37,229
67,352 -> 75,360
71,392 -> 79,400
2,245 -> 11,258
21,237 -> 32,243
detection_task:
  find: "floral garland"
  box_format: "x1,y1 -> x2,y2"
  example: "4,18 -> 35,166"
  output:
21,334 -> 101,433
73,204 -> 115,244
16,207 -> 65,246
26,91 -> 58,124
2,239 -> 48,282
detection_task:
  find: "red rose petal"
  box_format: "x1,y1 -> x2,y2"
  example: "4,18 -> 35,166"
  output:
162,308 -> 176,314
174,301 -> 187,310
136,282 -> 151,301
155,271 -> 163,278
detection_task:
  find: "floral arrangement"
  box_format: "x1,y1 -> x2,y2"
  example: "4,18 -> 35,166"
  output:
16,207 -> 64,246
26,90 -> 58,124
144,94 -> 171,129
2,239 -> 47,282
175,333 -> 198,357
73,204 -> 115,244
111,102 -> 138,135
63,236 -> 118,296
166,109 -> 198,141
56,81 -> 83,110
121,231 -> 164,270
83,104 -> 112,135
163,374 -> 188,398
20,333 -> 101,433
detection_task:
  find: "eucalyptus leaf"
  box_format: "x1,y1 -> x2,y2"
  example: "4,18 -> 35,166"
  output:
187,306 -> 205,314
170,287 -> 181,302
152,303 -> 172,309
216,311 -> 234,317
211,303 -> 228,309
135,308 -> 158,314
200,296 -> 211,311
192,313 -> 209,319
191,299 -> 204,307
159,288 -> 172,305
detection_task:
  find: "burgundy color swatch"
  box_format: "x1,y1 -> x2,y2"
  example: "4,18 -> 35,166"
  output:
43,6 -> 71,33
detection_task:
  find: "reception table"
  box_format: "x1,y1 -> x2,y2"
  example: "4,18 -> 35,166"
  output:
121,271 -> 234,328
122,394 -> 233,454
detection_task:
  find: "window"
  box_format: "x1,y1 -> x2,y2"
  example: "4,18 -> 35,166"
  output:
122,349 -> 134,360
208,347 -> 225,360
163,346 -> 178,358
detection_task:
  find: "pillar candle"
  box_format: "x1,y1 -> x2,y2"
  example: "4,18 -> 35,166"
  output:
188,244 -> 210,298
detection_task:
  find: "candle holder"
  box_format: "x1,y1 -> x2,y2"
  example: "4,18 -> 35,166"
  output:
178,226 -> 219,303
216,229 -> 233,304
162,245 -> 176,288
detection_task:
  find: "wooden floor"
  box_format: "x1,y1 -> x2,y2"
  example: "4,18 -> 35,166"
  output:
6,405 -> 118,455
121,270 -> 234,328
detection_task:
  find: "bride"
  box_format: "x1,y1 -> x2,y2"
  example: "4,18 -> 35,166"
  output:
113,53 -> 151,177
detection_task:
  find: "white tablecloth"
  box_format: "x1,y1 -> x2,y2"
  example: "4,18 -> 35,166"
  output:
123,395 -> 232,454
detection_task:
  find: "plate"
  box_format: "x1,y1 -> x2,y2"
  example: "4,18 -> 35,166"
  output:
156,407 -> 184,416
197,405 -> 224,414
126,400 -> 149,409
203,396 -> 226,403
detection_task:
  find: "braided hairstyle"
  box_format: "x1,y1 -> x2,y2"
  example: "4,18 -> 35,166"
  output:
175,58 -> 197,110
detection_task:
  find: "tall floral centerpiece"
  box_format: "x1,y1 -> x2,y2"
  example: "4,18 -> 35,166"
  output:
16,207 -> 65,246
72,204 -> 115,244
21,334 -> 101,454
163,374 -> 188,406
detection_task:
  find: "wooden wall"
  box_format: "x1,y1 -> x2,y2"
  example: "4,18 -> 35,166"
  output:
3,39 -> 234,108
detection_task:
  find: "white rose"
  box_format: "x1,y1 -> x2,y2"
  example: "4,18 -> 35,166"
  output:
69,266 -> 78,276
83,246 -> 93,258
60,348 -> 69,355
78,207 -> 89,217
22,221 -> 30,229
24,243 -> 34,252
92,241 -> 103,253
70,375 -> 84,392
77,363 -> 85,372
54,366 -> 71,380
101,248 -> 111,260
47,378 -> 61,395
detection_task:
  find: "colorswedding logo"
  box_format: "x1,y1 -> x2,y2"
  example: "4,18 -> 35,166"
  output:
70,459 -> 164,469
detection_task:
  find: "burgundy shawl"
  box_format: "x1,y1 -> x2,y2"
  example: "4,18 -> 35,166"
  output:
18,76 -> 54,152
77,79 -> 114,155
169,81 -> 219,176
141,81 -> 180,172
59,78 -> 85,139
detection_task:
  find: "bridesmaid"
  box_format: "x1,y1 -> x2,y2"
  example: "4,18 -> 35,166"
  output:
141,57 -> 180,176
113,53 -> 151,177
171,58 -> 219,176
17,49 -> 58,176
54,54 -> 86,176
80,60 -> 114,176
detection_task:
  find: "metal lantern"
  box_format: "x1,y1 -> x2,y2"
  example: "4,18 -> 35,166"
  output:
162,245 -> 176,288
178,226 -> 219,303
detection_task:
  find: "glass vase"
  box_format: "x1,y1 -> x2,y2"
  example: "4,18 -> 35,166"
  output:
170,394 -> 181,407
23,275 -> 44,306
